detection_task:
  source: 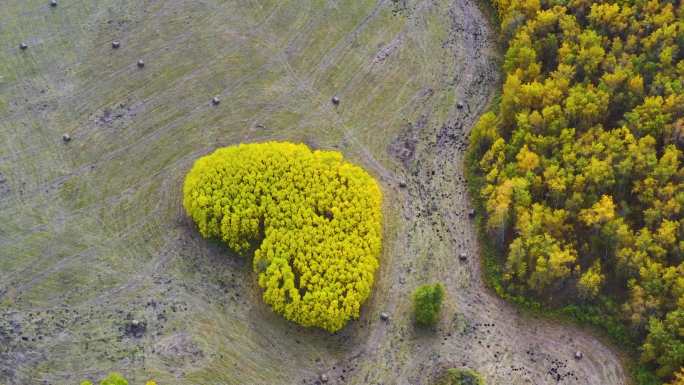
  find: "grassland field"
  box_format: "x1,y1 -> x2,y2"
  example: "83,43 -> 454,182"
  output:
0,0 -> 628,384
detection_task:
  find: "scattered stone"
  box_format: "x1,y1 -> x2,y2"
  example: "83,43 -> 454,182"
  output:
380,312 -> 390,321
19,43 -> 28,50
320,374 -> 328,383
574,351 -> 583,360
212,96 -> 221,105
331,96 -> 340,105
137,59 -> 145,68
125,319 -> 146,338
399,181 -> 407,188
111,41 -> 120,49
459,252 -> 467,261
468,208 -> 476,218
62,133 -> 71,142
50,0 -> 58,7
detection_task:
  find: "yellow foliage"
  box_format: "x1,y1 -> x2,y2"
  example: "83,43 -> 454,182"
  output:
579,195 -> 616,227
578,261 -> 605,299
469,0 -> 684,379
628,75 -> 645,95
666,368 -> 684,385
516,145 -> 540,172
183,142 -> 383,332
548,246 -> 575,275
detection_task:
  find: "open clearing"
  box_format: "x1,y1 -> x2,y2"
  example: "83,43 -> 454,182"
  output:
0,0 -> 627,384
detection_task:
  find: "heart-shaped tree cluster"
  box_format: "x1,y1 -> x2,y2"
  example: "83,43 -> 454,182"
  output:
183,142 -> 383,332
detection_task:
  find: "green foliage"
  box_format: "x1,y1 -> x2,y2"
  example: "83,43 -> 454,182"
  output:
633,366 -> 662,385
81,373 -> 129,385
559,302 -> 634,348
469,0 -> 684,381
183,142 -> 383,332
79,374 -> 157,385
435,368 -> 486,385
413,283 -> 445,327
642,310 -> 684,379
100,373 -> 128,385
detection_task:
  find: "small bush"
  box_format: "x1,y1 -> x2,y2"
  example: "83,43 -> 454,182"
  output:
183,142 -> 383,332
436,368 -> 485,385
80,373 -> 156,385
413,283 -> 445,327
81,373 -> 128,385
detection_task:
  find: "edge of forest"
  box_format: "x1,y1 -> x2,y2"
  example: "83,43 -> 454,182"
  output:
464,2 -> 652,384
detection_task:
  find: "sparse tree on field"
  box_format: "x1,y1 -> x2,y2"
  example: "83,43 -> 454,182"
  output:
414,283 -> 445,327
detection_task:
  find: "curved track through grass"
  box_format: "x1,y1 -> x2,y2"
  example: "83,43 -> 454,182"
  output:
0,0 -> 627,384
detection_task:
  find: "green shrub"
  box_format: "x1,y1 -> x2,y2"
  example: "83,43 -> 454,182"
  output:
435,368 -> 485,385
183,142 -> 383,332
80,374 -> 157,385
413,283 -> 445,327
81,372 -> 128,385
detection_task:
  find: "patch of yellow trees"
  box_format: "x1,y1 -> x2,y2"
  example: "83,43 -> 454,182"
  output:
183,142 -> 383,332
469,0 -> 683,382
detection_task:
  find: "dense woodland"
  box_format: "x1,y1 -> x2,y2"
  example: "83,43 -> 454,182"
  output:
468,0 -> 684,382
183,142 -> 383,332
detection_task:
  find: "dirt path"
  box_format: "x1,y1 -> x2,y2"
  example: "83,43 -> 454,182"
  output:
301,1 -> 629,384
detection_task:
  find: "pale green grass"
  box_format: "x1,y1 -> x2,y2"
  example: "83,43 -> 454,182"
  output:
0,1 -> 433,383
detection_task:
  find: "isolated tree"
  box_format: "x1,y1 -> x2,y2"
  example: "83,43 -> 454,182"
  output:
414,283 -> 445,327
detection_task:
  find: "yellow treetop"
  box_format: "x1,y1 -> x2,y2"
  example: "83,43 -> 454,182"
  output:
183,142 -> 383,332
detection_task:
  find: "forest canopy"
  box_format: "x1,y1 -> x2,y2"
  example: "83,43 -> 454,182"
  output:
183,142 -> 383,332
469,0 -> 684,382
